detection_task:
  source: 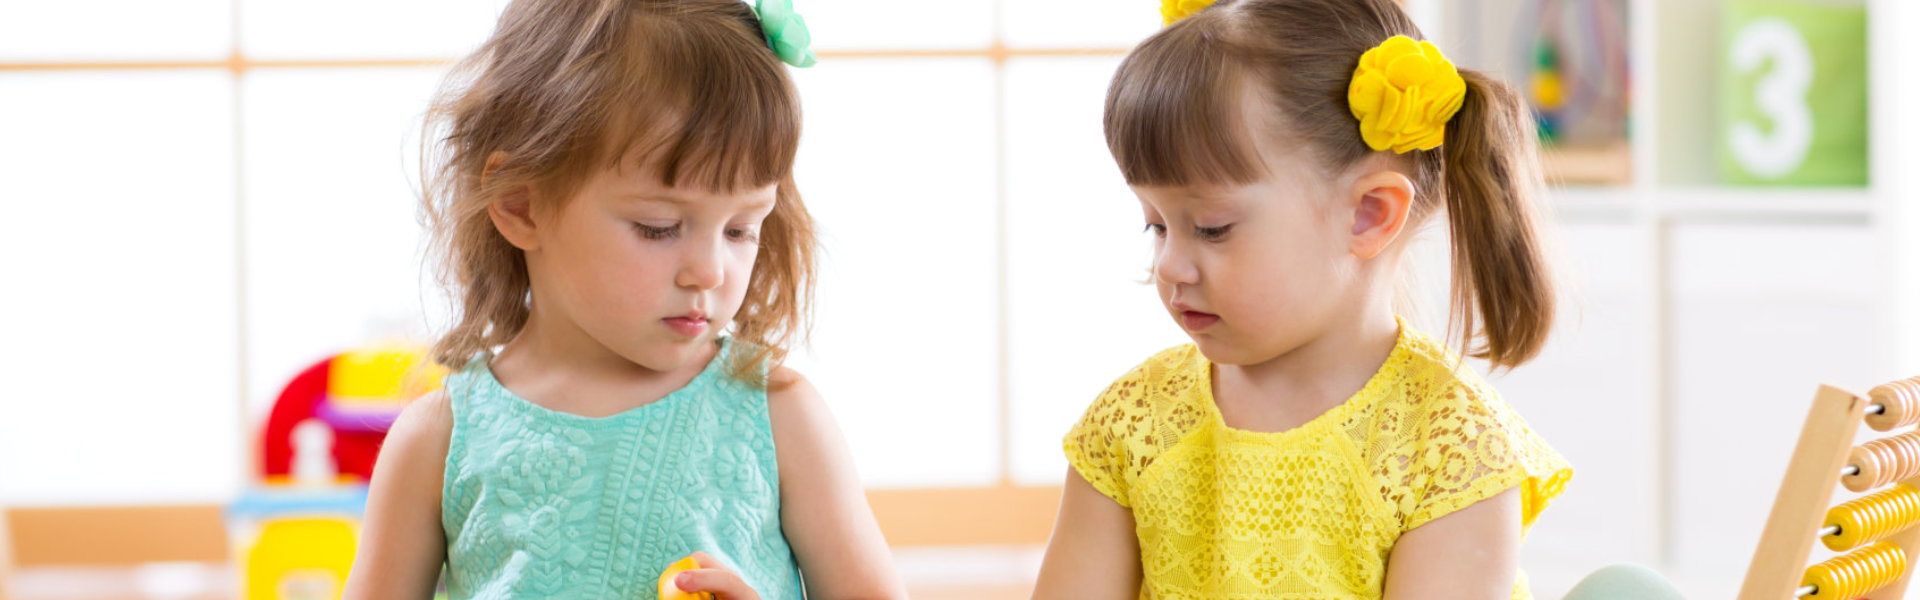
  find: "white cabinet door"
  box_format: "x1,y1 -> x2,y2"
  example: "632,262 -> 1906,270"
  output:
1490,221 -> 1661,583
1668,223 -> 1884,585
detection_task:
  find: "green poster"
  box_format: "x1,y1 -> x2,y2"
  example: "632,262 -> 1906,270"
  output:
1719,0 -> 1868,186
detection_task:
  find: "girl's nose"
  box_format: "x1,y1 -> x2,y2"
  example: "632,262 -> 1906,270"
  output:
1153,240 -> 1200,286
675,236 -> 726,291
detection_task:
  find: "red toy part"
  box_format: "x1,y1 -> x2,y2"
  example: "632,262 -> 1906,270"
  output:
258,356 -> 387,483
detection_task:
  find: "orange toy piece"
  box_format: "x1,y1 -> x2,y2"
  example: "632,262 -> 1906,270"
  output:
658,556 -> 714,600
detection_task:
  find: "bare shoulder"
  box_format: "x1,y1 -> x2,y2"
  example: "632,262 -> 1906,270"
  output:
760,365 -> 906,598
386,388 -> 454,460
363,388 -> 454,515
346,390 -> 453,598
765,365 -> 816,398
765,366 -> 830,430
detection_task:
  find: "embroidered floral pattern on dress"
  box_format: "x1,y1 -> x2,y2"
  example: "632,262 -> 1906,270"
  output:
440,340 -> 804,600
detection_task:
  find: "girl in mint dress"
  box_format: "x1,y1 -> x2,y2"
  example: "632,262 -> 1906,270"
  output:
341,1 -> 904,598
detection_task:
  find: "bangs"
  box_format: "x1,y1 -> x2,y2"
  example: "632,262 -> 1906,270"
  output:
603,14 -> 800,192
1104,17 -> 1264,187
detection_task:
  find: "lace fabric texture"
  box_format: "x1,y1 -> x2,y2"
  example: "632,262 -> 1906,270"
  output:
440,339 -> 803,599
1065,322 -> 1572,599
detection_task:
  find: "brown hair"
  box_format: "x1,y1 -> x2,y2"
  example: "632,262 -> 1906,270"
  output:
420,0 -> 816,384
1105,0 -> 1554,368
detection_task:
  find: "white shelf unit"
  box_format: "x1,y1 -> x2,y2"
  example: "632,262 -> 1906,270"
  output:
1426,0 -> 1916,596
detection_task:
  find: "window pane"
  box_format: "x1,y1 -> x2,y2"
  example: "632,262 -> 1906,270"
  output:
240,67 -> 450,417
0,70 -> 239,504
1002,0 -> 1158,49
240,0 -> 508,59
0,1 -> 232,61
1003,57 -> 1188,485
803,0 -> 993,51
787,58 -> 1000,487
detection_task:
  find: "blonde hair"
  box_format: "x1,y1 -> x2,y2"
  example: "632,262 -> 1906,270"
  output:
420,0 -> 816,384
1105,0 -> 1555,368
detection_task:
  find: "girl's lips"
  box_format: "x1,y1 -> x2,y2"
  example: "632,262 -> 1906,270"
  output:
1180,310 -> 1220,331
663,316 -> 708,337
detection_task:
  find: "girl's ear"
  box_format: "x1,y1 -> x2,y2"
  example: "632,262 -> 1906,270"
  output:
483,151 -> 542,251
1346,170 -> 1416,260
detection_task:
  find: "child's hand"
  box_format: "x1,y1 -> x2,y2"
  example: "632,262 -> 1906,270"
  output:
661,552 -> 762,600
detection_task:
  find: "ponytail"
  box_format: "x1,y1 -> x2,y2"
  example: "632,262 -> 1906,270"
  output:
1438,69 -> 1555,369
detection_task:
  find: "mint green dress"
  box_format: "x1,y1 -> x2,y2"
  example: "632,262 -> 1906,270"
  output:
439,339 -> 803,599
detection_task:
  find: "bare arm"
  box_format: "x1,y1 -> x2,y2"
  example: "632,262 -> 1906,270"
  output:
0,495 -> 11,600
1031,468 -> 1141,600
1381,486 -> 1522,600
343,390 -> 453,600
766,368 -> 906,600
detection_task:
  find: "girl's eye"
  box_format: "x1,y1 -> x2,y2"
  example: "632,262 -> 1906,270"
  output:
726,227 -> 760,243
1195,224 -> 1233,241
634,223 -> 680,240
1143,223 -> 1167,237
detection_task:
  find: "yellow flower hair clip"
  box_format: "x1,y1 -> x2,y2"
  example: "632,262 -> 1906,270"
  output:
1347,35 -> 1467,153
1161,0 -> 1218,25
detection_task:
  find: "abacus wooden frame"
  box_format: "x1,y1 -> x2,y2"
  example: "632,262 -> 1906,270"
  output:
1741,383 -> 1920,599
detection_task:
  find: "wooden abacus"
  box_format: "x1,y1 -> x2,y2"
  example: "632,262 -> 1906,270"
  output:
1742,376 -> 1920,599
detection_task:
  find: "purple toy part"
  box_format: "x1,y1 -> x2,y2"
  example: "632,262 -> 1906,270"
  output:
314,397 -> 403,433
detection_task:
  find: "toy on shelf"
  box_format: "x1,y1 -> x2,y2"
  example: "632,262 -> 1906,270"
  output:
232,343 -> 446,600
260,346 -> 448,484
1741,376 -> 1920,599
1515,0 -> 1633,184
227,488 -> 367,600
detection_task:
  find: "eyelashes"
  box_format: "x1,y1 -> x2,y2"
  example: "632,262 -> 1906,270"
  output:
633,222 -> 760,244
725,228 -> 760,243
635,223 -> 679,240
1141,223 -> 1233,241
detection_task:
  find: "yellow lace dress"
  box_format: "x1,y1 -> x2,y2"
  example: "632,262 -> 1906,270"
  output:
1064,323 -> 1572,599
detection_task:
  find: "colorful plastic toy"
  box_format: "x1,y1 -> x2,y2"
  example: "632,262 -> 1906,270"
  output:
259,345 -> 446,484
233,343 -> 446,599
227,487 -> 366,600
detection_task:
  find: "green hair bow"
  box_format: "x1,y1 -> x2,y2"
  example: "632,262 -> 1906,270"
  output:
755,0 -> 816,68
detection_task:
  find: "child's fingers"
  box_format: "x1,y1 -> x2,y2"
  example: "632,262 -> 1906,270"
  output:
674,569 -> 760,600
688,551 -> 724,570
674,552 -> 761,600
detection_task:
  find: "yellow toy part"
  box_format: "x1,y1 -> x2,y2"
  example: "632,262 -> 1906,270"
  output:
1531,72 -> 1565,111
241,516 -> 358,600
658,555 -> 715,600
326,345 -> 447,408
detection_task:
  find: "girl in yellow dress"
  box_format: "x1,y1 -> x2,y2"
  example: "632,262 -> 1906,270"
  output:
1033,0 -> 1572,598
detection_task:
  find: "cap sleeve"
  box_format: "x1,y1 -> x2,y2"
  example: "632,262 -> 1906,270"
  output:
1391,383 -> 1573,532
1063,371 -> 1147,508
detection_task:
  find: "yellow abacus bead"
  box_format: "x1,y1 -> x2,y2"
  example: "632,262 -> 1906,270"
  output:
1823,484 -> 1920,551
1802,540 -> 1906,599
